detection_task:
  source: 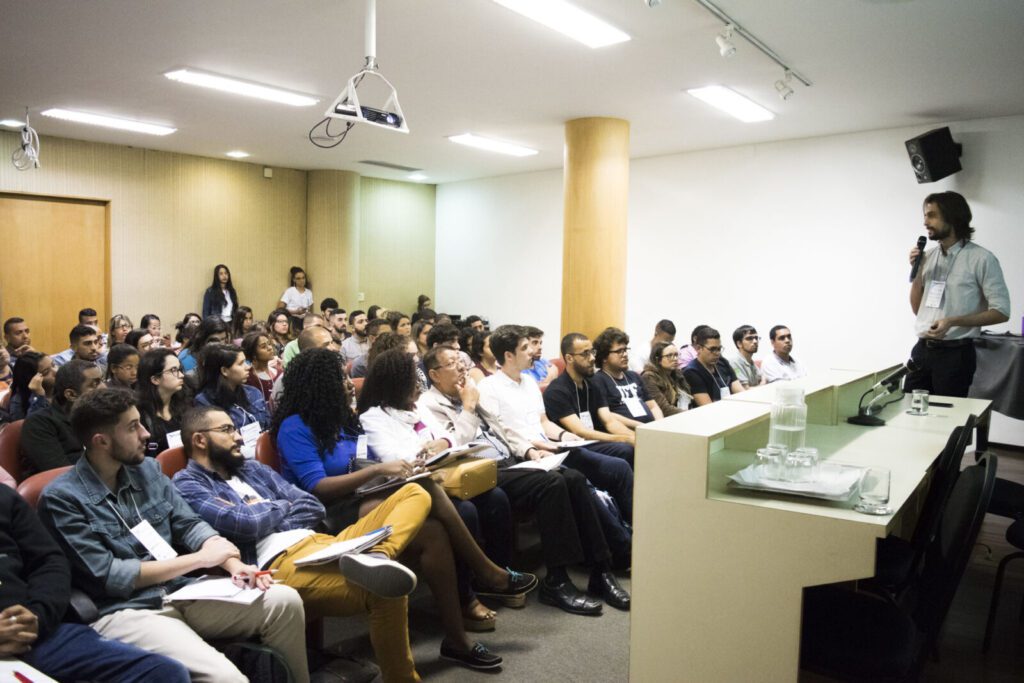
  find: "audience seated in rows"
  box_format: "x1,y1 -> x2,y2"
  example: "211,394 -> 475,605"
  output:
676,324 -> 711,370
282,313 -> 330,367
106,343 -> 140,390
108,313 -> 134,346
52,323 -> 107,373
6,351 -> 54,421
349,318 -> 394,378
591,327 -> 663,437
629,318 -> 676,373
520,326 -> 558,389
179,316 -> 230,376
266,308 -> 294,357
467,330 -> 498,384
137,348 -> 188,456
231,305 -> 254,343
683,327 -> 746,405
3,317 -> 34,370
242,331 -> 283,411
640,341 -> 693,415
341,309 -> 369,363
194,344 -> 270,432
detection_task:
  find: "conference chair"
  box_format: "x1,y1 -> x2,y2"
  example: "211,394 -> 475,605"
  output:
156,446 -> 187,478
0,419 -> 25,483
550,357 -> 565,374
800,452 -> 997,681
255,431 -> 281,472
982,477 -> 1024,652
351,377 -> 364,399
871,416 -> 977,595
17,465 -> 72,508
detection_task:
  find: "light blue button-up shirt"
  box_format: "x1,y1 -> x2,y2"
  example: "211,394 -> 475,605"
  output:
914,241 -> 1011,339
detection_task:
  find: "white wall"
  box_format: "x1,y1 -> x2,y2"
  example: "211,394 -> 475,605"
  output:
435,168 -> 564,339
436,114 -> 1023,441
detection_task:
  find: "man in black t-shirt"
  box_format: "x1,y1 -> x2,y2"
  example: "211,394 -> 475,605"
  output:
590,328 -> 663,432
683,327 -> 746,406
544,333 -> 637,460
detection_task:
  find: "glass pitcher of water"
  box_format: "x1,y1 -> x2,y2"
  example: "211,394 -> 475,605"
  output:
768,384 -> 807,456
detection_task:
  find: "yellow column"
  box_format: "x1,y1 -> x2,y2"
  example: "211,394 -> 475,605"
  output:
561,117 -> 629,340
306,170 -> 360,306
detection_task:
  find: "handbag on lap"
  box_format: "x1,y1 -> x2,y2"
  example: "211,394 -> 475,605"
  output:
431,457 -> 497,500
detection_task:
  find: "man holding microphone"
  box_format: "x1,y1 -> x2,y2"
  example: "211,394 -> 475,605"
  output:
906,191 -> 1010,397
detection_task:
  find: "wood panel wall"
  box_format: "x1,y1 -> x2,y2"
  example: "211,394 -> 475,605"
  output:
358,177 -> 436,316
0,132 -> 307,332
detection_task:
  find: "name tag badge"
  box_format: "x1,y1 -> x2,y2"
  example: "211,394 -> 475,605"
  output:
719,384 -> 732,398
925,280 -> 946,309
579,412 -> 595,430
165,430 -> 183,449
356,434 -> 369,460
623,395 -> 647,418
130,519 -> 178,561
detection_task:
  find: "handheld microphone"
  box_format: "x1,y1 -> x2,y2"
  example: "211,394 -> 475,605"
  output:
909,235 -> 927,282
870,359 -> 921,392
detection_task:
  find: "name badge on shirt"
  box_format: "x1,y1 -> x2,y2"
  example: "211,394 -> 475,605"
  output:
623,395 -> 647,418
130,519 -> 178,561
925,280 -> 946,309
579,412 -> 595,430
719,384 -> 731,398
240,422 -> 261,460
357,434 -> 369,460
165,430 -> 183,449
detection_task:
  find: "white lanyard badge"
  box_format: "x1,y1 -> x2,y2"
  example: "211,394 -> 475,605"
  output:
106,493 -> 178,561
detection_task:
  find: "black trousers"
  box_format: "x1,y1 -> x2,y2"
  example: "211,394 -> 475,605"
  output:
497,467 -> 611,570
904,338 -> 977,398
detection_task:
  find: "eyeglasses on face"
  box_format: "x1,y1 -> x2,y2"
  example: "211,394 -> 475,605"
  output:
609,347 -> 630,356
198,424 -> 239,436
744,336 -> 761,342
703,346 -> 723,353
569,349 -> 596,359
661,353 -> 679,360
161,367 -> 184,377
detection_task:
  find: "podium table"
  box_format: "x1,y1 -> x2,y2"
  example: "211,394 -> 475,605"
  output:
629,368 -> 990,682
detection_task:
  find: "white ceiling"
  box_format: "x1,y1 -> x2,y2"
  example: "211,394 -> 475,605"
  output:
2,0 -> 1023,184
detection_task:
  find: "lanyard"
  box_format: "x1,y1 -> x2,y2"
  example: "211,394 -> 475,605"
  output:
574,379 -> 590,416
105,490 -> 144,532
934,240 -> 966,283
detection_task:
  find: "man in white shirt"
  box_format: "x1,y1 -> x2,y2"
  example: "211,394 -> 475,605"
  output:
906,191 -> 1010,397
760,326 -> 807,383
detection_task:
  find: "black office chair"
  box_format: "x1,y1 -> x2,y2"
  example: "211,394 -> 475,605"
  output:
800,452 -> 997,682
871,415 -> 977,595
982,477 -> 1024,652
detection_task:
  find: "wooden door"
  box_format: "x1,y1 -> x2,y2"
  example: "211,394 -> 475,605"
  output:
0,193 -> 110,355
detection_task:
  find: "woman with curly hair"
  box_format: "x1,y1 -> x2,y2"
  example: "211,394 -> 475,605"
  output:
359,348 -> 515,633
273,349 -> 535,670
641,341 -> 693,416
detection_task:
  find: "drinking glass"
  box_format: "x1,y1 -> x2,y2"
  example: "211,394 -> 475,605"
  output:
789,447 -> 819,483
854,467 -> 893,514
908,389 -> 930,416
755,446 -> 784,480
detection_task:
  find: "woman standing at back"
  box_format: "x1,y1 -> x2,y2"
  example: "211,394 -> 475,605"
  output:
202,264 -> 239,323
277,266 -> 313,332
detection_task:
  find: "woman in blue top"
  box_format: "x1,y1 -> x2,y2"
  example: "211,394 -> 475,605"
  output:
178,316 -> 229,377
194,344 -> 269,431
273,348 -> 536,671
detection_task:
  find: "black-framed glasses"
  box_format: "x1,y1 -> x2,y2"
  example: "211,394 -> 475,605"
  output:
161,367 -> 184,377
704,346 -> 723,353
197,424 -> 239,436
569,350 -> 596,359
609,347 -> 630,356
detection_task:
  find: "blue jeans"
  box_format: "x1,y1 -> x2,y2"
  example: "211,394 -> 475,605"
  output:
564,446 -> 634,523
586,440 -> 636,469
22,622 -> 190,683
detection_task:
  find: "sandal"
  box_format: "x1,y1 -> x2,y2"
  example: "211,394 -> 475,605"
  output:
462,599 -> 497,632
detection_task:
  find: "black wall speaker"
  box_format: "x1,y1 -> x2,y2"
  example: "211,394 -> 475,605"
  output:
905,127 -> 962,183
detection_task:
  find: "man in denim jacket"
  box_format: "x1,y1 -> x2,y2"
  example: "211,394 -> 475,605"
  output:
39,387 -> 310,683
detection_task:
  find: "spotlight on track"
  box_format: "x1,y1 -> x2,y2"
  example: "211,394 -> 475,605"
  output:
716,24 -> 736,57
775,70 -> 795,101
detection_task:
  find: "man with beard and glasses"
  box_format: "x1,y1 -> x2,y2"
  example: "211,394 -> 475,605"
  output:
173,405 -> 429,682
39,387 -> 310,683
905,191 -> 1010,397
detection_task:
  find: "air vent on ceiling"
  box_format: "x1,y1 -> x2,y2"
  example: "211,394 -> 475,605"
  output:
359,160 -> 421,172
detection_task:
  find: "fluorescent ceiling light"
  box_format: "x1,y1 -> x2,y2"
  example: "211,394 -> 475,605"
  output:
686,86 -> 774,123
41,108 -> 176,135
1,119 -> 25,128
449,133 -> 538,157
164,68 -> 319,107
408,172 -> 428,182
492,0 -> 630,49
225,150 -> 250,158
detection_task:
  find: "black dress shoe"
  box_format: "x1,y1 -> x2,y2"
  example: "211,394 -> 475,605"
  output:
439,641 -> 503,670
588,571 -> 630,611
539,577 -> 603,616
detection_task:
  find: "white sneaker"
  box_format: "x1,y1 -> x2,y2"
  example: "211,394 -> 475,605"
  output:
338,553 -> 417,598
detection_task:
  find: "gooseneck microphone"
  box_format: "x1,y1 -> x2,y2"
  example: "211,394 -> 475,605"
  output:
870,359 -> 922,393
909,235 -> 927,282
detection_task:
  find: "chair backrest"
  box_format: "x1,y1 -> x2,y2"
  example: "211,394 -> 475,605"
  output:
351,377 -> 364,399
255,431 -> 281,472
0,420 -> 25,484
156,447 -> 187,478
911,451 -> 997,666
550,357 -> 566,374
909,424 -> 965,548
17,465 -> 73,509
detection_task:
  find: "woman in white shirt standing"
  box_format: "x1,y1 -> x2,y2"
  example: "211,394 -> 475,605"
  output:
277,266 -> 313,332
202,264 -> 239,323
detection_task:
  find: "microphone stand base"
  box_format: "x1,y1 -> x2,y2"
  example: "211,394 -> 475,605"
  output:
847,413 -> 886,427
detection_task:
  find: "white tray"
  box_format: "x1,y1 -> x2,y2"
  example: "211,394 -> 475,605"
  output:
728,462 -> 865,502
